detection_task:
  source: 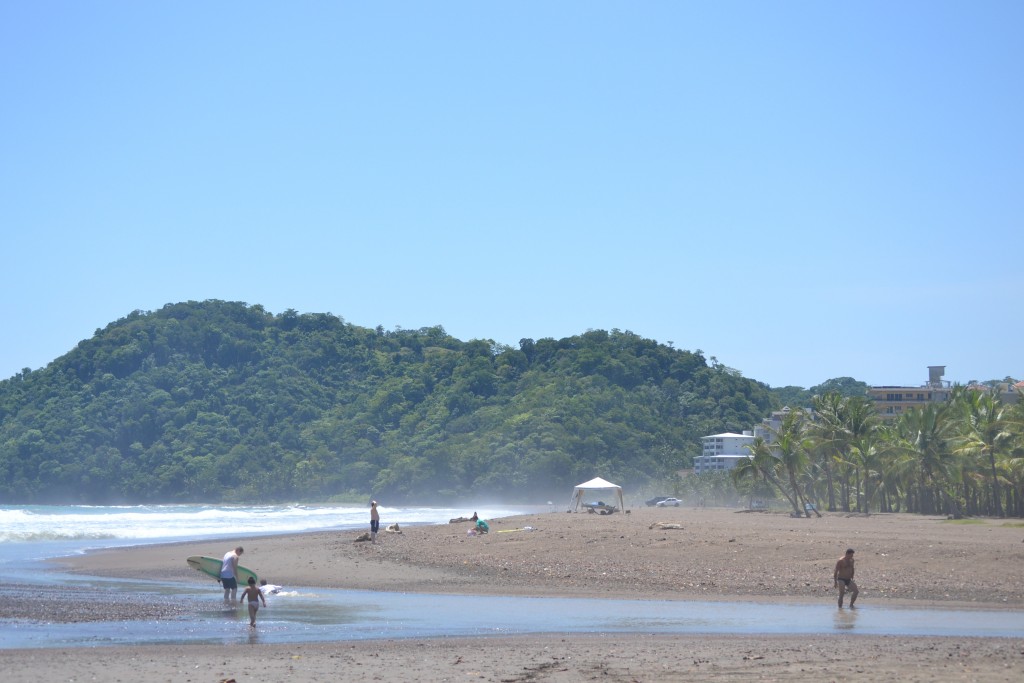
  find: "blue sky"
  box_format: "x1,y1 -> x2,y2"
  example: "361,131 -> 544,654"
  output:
2,2 -> 1021,389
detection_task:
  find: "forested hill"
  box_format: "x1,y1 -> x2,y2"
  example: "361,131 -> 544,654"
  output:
0,300 -> 773,504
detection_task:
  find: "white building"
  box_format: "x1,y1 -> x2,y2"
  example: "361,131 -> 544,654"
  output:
753,406 -> 792,443
694,431 -> 754,474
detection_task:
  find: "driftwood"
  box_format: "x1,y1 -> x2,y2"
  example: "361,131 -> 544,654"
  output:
354,532 -> 372,542
648,522 -> 684,530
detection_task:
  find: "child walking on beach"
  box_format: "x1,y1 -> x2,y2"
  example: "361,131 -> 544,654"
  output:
239,576 -> 266,627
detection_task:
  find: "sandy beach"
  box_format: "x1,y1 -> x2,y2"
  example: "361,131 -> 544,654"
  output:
4,506 -> 1024,681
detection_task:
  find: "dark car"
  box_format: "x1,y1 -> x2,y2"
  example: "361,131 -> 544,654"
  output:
645,496 -> 670,507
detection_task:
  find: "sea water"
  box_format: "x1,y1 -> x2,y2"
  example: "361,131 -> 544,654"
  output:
0,503 -> 535,583
2,504 -> 1023,648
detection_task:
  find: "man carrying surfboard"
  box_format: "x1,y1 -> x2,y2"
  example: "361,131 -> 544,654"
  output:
220,546 -> 244,603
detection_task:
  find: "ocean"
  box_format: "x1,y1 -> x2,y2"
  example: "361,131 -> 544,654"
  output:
0,502 -> 542,578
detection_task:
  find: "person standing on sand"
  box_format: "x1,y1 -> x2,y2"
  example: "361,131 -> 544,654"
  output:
834,548 -> 858,608
239,576 -> 266,627
370,501 -> 380,544
220,546 -> 244,603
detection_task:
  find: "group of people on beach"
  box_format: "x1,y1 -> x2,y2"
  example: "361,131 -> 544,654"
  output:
214,505 -> 861,628
217,545 -> 282,626
215,501 -> 396,627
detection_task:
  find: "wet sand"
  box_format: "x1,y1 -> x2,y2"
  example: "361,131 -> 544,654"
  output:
4,507 -> 1024,681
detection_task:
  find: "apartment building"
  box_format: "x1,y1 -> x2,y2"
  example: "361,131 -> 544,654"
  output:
694,431 -> 755,473
753,406 -> 792,442
867,365 -> 952,418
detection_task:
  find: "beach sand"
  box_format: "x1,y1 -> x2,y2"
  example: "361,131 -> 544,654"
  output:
4,507 -> 1024,681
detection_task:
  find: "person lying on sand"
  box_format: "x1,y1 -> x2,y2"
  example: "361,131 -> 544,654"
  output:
449,512 -> 479,524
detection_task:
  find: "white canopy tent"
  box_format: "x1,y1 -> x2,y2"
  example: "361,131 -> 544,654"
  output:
567,476 -> 625,512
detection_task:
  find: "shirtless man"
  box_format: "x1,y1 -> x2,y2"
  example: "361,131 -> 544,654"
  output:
833,548 -> 858,608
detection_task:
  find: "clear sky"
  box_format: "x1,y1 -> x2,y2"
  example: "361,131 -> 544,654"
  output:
2,2 -> 1021,390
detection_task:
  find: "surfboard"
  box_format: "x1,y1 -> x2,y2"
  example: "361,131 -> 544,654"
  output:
186,555 -> 258,584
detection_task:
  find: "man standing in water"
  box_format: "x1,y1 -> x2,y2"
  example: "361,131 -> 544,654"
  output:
220,546 -> 244,603
833,548 -> 858,608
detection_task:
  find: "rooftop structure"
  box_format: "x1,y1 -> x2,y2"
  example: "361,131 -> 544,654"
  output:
867,365 -> 952,418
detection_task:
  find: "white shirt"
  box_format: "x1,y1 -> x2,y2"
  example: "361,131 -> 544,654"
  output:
220,551 -> 238,579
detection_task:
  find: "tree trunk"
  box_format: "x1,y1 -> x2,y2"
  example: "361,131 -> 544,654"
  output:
988,452 -> 1003,517
824,460 -> 836,511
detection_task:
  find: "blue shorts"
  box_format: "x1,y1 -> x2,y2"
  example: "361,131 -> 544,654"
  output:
221,577 -> 237,590
370,520 -> 380,533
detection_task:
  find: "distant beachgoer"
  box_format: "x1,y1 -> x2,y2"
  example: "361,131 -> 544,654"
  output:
834,548 -> 858,608
239,576 -> 266,627
470,512 -> 478,522
259,578 -> 282,596
370,501 -> 380,544
220,546 -> 244,603
475,518 -> 489,534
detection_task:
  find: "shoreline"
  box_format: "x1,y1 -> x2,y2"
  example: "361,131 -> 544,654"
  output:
55,506 -> 1024,609
4,506 -> 1024,681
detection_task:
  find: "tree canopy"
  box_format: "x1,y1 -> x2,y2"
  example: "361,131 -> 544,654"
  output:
0,300 -> 775,504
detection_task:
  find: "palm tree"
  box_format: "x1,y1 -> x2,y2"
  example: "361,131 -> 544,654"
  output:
845,396 -> 881,512
808,392 -> 848,511
997,395 -> 1024,516
847,430 -> 891,513
867,420 -> 907,512
771,409 -> 819,517
950,388 -> 1011,516
733,436 -> 799,512
892,403 -> 961,516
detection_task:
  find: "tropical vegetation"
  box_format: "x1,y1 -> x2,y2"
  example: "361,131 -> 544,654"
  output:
2,300 -> 1019,516
726,390 -> 1024,518
0,300 -> 774,504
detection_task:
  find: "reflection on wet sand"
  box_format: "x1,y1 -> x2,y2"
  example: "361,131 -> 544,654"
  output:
2,578 -> 1023,650
833,607 -> 859,631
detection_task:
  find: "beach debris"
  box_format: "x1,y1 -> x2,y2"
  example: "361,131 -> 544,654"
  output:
385,523 -> 402,533
649,522 -> 684,530
354,532 -> 372,542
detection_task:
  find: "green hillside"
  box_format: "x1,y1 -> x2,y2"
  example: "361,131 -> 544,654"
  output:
0,300 -> 773,504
